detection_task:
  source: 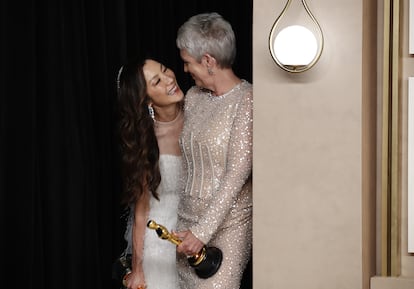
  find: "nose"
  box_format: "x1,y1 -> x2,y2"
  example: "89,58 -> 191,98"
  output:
162,73 -> 174,84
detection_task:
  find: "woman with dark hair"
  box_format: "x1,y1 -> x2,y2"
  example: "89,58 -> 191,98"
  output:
117,57 -> 184,289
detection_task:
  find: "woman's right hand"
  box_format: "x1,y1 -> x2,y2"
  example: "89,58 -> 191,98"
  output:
174,230 -> 204,256
122,268 -> 146,289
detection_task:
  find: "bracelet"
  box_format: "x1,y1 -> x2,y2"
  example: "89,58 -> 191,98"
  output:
122,271 -> 131,287
122,272 -> 146,289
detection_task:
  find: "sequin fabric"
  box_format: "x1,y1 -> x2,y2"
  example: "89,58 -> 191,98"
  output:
177,80 -> 253,289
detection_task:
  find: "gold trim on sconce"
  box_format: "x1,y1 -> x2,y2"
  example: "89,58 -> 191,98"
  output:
269,0 -> 324,73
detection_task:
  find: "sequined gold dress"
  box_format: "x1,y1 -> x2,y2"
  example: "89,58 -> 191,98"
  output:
177,80 -> 253,289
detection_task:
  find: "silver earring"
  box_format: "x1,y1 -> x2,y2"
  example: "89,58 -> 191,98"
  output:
148,105 -> 155,122
207,67 -> 214,75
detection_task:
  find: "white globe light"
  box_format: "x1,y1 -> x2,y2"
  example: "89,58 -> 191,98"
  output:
273,25 -> 318,66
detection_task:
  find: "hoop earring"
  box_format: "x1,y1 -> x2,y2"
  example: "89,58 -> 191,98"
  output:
148,105 -> 155,122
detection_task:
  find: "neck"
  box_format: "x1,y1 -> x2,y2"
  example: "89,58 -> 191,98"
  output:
208,69 -> 241,96
154,104 -> 181,122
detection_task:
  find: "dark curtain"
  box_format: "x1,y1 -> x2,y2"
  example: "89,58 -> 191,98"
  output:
0,1 -> 252,289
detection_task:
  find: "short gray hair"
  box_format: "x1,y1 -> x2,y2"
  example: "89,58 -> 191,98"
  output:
176,12 -> 236,68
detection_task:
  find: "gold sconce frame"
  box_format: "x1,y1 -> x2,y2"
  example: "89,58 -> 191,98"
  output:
269,0 -> 324,73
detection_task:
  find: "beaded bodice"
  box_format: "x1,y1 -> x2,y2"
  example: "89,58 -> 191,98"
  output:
178,80 -> 253,244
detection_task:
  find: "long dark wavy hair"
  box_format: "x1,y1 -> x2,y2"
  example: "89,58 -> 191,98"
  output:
116,58 -> 160,206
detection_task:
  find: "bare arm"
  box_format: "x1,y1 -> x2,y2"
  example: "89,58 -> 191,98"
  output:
124,192 -> 150,289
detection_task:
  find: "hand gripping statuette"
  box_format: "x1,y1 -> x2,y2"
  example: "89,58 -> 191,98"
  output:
147,219 -> 223,279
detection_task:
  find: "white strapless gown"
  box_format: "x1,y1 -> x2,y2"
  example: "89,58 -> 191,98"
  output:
124,155 -> 182,289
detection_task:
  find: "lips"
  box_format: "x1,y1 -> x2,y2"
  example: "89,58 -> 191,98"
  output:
167,85 -> 178,96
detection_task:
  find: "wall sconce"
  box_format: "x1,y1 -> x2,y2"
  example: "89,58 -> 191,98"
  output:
269,0 -> 324,73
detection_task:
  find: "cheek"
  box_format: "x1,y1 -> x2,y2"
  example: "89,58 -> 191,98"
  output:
148,90 -> 165,104
191,66 -> 203,76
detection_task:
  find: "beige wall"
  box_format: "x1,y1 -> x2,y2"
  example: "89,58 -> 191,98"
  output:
253,0 -> 364,288
253,0 -> 413,288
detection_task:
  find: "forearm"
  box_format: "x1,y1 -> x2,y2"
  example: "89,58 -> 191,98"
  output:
132,192 -> 150,271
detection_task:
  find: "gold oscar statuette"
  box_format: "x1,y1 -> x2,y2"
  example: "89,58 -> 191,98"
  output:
147,219 -> 222,278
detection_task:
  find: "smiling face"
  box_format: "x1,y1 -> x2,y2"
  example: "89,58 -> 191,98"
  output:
179,49 -> 211,89
143,59 -> 184,109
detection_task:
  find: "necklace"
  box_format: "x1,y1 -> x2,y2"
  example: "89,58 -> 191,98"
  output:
154,103 -> 182,122
155,108 -> 182,125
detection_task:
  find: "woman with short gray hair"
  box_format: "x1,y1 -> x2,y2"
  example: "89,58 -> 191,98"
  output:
174,12 -> 253,289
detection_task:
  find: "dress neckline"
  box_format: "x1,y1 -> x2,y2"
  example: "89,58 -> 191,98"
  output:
207,80 -> 246,99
